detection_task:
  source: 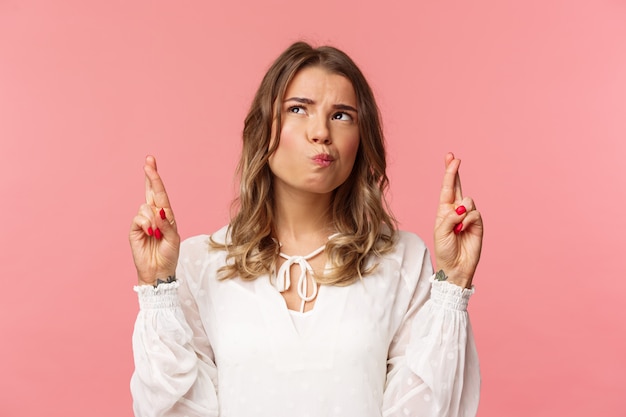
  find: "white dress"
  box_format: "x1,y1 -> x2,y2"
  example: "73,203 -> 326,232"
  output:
131,226 -> 480,417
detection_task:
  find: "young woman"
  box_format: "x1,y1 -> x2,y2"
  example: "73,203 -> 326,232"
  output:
129,42 -> 483,417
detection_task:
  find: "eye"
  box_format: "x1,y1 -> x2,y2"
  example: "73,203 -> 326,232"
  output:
287,106 -> 306,114
332,112 -> 353,121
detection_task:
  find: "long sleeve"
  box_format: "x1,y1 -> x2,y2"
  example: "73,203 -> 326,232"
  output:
382,247 -> 480,417
131,250 -> 219,417
130,228 -> 479,417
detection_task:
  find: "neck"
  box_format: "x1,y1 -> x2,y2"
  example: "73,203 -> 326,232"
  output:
272,187 -> 334,249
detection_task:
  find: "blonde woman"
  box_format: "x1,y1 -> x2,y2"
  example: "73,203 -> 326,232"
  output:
130,42 -> 483,417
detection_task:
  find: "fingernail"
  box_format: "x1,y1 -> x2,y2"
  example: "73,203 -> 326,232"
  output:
154,228 -> 162,240
147,226 -> 154,236
159,208 -> 166,220
454,223 -> 463,234
455,205 -> 467,215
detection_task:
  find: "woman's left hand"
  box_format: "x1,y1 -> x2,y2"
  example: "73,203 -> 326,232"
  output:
433,152 -> 484,288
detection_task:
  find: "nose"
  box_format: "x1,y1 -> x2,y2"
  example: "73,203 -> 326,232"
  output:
309,117 -> 332,145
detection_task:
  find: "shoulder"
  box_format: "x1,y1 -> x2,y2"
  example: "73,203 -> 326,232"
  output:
180,234 -> 210,253
386,230 -> 430,268
393,230 -> 429,255
363,230 -> 433,312
207,224 -> 230,245
177,226 -> 230,292
178,225 -> 230,266
380,230 -> 432,286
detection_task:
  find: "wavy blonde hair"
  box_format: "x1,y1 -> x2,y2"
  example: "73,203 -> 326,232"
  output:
213,41 -> 397,285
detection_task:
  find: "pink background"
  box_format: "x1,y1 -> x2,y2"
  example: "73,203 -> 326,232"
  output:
1,0 -> 625,416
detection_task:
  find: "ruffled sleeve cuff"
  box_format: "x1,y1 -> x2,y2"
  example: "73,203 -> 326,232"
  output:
133,281 -> 180,310
429,275 -> 475,311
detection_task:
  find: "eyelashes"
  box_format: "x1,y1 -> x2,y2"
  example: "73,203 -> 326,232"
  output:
287,105 -> 306,114
285,106 -> 354,122
332,112 -> 352,121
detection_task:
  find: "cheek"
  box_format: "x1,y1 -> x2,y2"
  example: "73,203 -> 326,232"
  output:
336,136 -> 360,185
268,124 -> 299,170
342,134 -> 361,164
271,130 -> 291,160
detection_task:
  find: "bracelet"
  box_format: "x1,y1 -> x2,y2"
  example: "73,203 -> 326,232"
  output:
154,275 -> 177,288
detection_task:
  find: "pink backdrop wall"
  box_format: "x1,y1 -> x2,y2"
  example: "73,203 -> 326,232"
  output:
1,1 -> 625,416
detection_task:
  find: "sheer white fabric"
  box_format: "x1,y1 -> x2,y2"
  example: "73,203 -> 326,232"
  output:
131,226 -> 480,417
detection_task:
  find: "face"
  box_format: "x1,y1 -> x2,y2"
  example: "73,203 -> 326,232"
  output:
268,66 -> 360,199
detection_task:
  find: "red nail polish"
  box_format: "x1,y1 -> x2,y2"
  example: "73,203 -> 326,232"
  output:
455,205 -> 467,215
160,208 -> 166,220
454,223 -> 463,234
147,226 -> 154,236
154,228 -> 162,240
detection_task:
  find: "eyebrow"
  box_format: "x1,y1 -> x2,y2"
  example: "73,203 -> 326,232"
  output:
284,97 -> 357,113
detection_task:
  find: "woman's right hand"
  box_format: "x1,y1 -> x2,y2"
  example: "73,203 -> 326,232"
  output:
129,155 -> 181,286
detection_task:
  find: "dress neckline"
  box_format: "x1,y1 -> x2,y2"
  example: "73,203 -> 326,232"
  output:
272,243 -> 327,313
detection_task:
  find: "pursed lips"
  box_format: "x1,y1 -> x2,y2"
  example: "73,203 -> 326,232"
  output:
312,153 -> 335,166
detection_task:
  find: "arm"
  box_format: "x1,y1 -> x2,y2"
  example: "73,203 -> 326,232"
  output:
131,261 -> 219,417
382,252 -> 479,416
129,156 -> 218,416
382,153 -> 483,416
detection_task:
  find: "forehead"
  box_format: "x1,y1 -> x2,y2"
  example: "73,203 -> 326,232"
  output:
285,66 -> 357,105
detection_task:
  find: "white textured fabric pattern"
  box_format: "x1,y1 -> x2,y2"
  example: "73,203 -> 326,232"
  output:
131,226 -> 480,417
